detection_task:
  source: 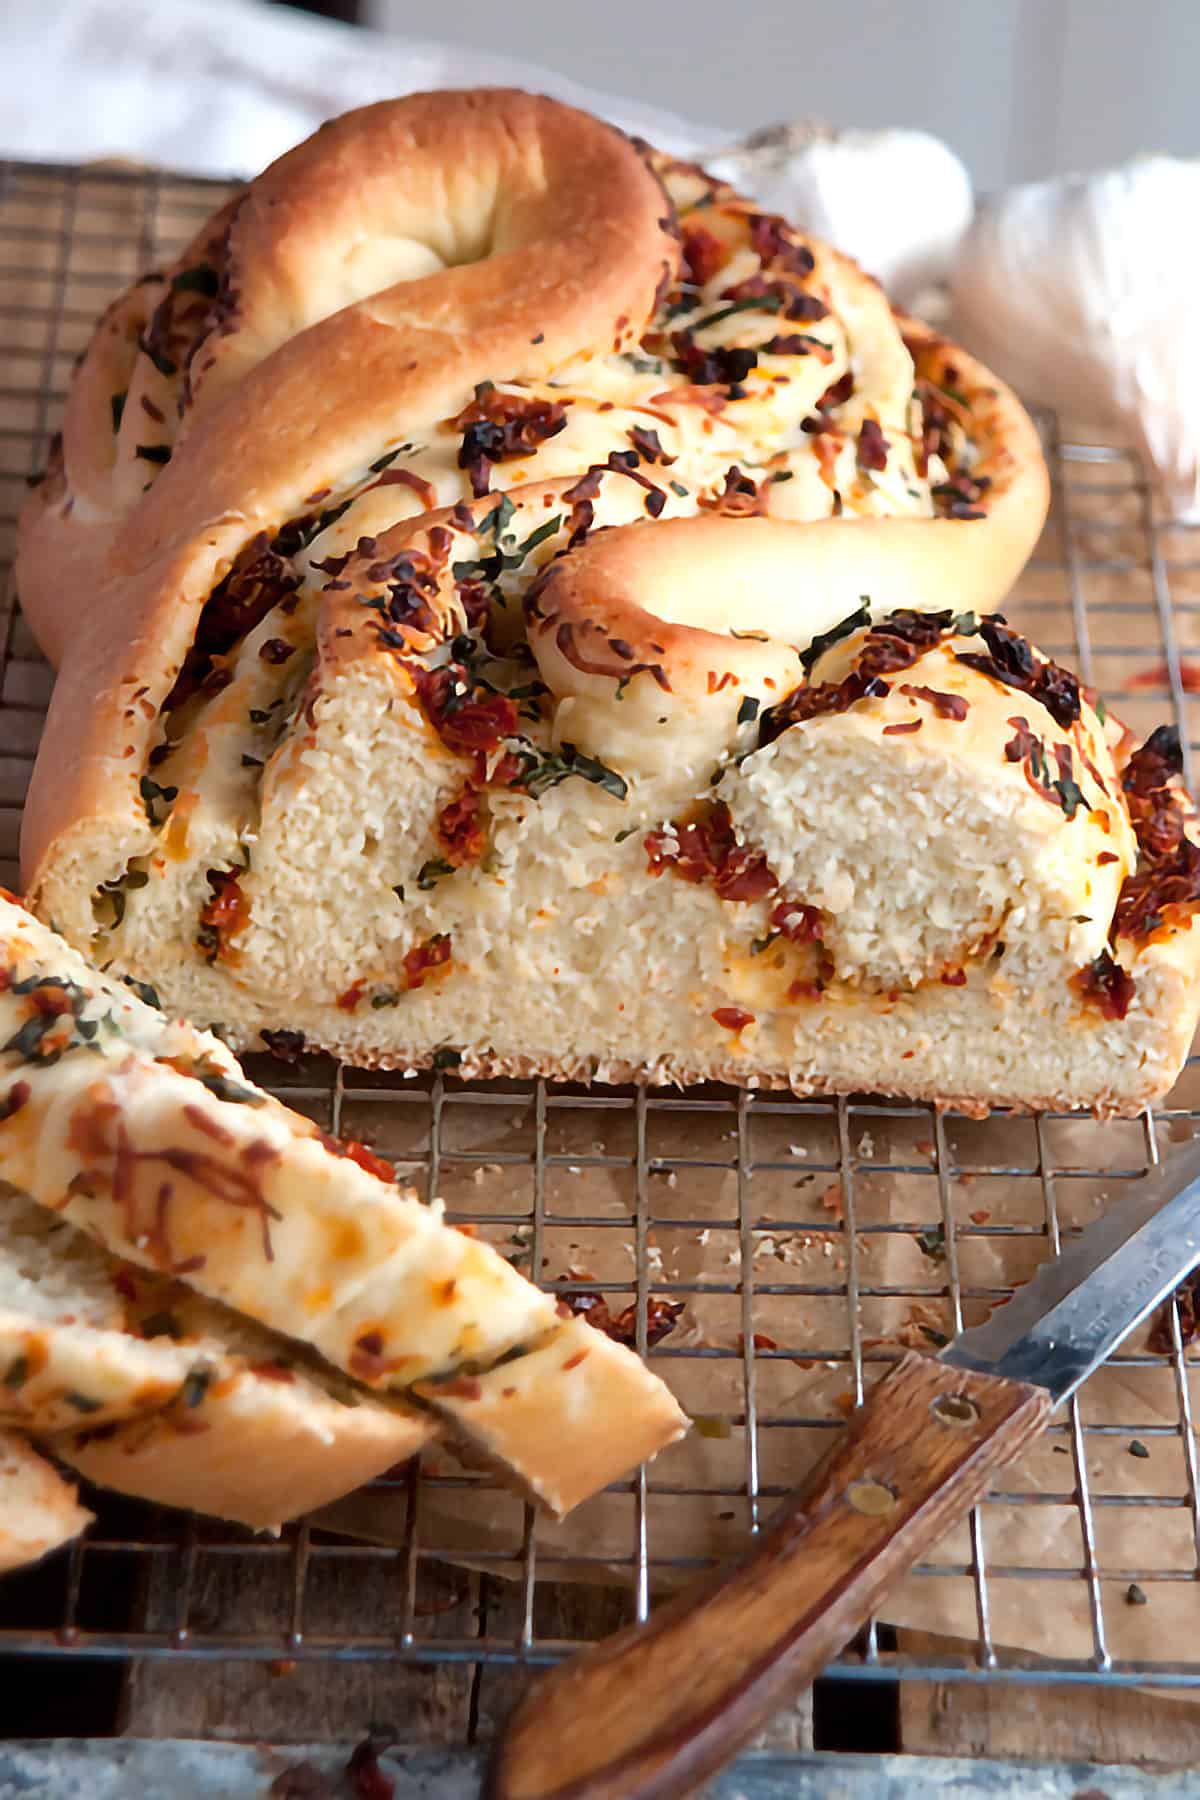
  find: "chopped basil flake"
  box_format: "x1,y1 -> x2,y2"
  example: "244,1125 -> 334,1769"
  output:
193,1071 -> 265,1107
65,1391 -> 103,1414
139,777 -> 177,827
181,1368 -> 212,1409
4,1013 -> 64,1063
417,858 -> 456,891
121,974 -> 162,1011
916,1224 -> 947,1261
2,1355 -> 29,1390
490,493 -> 517,537
512,515 -> 562,562
170,1054 -> 264,1106
371,989 -> 401,1009
1054,774 -> 1086,819
737,696 -> 760,725
432,1047 -> 462,1070
691,294 -> 783,334
516,743 -> 628,803
799,600 -> 871,675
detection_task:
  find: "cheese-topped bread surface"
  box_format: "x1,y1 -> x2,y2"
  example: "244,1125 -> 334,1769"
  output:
14,88 -> 1200,1111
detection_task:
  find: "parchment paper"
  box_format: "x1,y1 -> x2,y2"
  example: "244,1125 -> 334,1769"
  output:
318,1071 -> 1200,1665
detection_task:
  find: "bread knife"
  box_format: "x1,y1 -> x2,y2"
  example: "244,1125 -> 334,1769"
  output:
488,1135 -> 1200,1800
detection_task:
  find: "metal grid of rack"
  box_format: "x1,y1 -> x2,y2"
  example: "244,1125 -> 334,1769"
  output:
2,157 -> 1200,1695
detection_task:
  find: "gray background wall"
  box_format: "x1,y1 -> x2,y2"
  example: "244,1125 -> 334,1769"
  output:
370,0 -> 1197,189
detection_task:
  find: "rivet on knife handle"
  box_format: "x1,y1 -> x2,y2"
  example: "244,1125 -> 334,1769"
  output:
486,1353 -> 1051,1800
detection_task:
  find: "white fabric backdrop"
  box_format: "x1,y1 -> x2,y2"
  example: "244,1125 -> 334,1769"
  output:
2,0 -> 717,175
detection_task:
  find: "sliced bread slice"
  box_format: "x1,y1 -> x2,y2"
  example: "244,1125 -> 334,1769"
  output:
0,893 -> 687,1510
0,1189 -> 435,1530
0,1189 -> 216,1431
0,1429 -> 91,1573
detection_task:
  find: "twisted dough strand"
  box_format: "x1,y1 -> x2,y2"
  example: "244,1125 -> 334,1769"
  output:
18,91 -> 677,906
18,90 -> 1046,955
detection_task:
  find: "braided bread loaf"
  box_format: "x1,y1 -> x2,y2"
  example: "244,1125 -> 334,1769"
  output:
17,91 -> 1200,1111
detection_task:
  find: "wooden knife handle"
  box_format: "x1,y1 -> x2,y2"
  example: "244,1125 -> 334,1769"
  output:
486,1352 -> 1051,1800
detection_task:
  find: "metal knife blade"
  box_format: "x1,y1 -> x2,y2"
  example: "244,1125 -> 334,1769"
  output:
942,1135 -> 1200,1403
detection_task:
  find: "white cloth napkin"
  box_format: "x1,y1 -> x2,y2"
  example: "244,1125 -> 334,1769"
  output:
2,0 -> 717,176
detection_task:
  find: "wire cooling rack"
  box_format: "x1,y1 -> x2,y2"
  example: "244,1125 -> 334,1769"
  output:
3,159 -> 1200,1719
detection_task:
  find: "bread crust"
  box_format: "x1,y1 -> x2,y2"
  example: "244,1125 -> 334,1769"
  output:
52,1377 -> 430,1533
414,1317 -> 687,1519
0,1429 -> 91,1572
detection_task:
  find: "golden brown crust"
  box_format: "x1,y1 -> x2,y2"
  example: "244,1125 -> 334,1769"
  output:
52,1385 -> 432,1533
244,1004 -> 1198,1122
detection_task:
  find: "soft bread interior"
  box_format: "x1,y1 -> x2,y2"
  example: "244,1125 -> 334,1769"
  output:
726,632 -> 1134,991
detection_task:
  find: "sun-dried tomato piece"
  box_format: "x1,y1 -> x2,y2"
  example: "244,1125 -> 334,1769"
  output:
556,1284 -> 683,1348
413,666 -> 518,758
317,1129 -> 397,1184
645,821 -> 719,884
198,870 -> 249,964
402,933 -> 453,991
714,846 -> 776,902
436,786 -> 486,867
449,385 -> 568,496
769,899 -> 823,943
1070,951 -> 1136,1020
712,1006 -> 755,1031
680,222 -> 724,287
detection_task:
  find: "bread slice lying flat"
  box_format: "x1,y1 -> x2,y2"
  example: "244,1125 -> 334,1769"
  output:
0,1191 -> 200,1432
0,1429 -> 91,1573
0,1190 -> 434,1531
0,894 -> 686,1515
